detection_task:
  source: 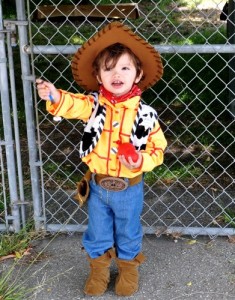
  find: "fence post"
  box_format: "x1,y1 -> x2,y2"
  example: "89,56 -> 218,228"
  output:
0,0 -> 20,232
15,0 -> 44,230
228,0 -> 235,116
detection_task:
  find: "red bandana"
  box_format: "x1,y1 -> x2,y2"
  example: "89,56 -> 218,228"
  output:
99,84 -> 142,104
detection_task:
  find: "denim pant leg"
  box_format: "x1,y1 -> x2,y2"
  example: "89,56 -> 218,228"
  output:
82,180 -> 115,258
111,180 -> 144,260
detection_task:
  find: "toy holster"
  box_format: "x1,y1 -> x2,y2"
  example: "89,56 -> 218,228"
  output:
73,170 -> 91,206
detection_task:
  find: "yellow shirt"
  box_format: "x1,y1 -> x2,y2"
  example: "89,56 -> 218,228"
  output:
46,90 -> 167,178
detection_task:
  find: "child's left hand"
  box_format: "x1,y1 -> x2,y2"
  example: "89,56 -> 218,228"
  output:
119,152 -> 143,170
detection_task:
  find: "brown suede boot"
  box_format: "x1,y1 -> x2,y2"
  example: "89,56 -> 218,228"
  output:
115,252 -> 146,296
84,249 -> 115,296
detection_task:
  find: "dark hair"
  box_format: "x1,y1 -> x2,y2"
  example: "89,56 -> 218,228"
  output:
92,43 -> 143,79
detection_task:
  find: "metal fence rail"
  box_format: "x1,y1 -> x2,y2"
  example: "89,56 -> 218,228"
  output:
0,0 -> 234,236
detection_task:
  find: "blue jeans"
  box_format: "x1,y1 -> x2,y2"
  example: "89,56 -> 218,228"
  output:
82,176 -> 144,260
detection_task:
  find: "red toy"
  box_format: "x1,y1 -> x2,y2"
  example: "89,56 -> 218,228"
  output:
118,142 -> 138,162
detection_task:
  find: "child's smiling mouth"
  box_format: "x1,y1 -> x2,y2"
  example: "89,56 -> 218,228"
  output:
112,80 -> 123,87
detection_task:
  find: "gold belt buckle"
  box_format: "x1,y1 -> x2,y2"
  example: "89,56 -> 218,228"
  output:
99,177 -> 128,192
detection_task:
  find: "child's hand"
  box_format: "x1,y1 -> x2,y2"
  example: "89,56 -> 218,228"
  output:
118,151 -> 143,170
36,79 -> 60,103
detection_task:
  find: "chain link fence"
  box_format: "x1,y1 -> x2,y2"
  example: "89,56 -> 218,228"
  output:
0,0 -> 234,236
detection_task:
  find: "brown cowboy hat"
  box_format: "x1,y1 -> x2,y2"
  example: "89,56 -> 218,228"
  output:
71,22 -> 163,91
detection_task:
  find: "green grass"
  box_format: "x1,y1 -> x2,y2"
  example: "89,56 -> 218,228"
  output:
145,162 -> 202,185
0,267 -> 32,300
0,216 -> 77,299
43,161 -> 79,189
0,223 -> 39,300
0,224 -> 34,258
222,208 -> 235,228
0,226 -> 72,300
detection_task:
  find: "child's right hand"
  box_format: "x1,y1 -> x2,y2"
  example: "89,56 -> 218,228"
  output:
36,79 -> 60,103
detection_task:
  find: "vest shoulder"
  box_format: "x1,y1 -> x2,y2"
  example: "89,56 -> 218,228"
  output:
140,103 -> 158,118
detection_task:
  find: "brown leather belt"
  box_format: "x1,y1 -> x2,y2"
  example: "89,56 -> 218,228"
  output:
94,173 -> 142,192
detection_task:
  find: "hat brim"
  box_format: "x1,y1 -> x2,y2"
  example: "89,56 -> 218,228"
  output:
71,22 -> 163,91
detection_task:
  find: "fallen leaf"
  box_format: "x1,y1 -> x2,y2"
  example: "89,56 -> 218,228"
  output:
0,247 -> 32,262
0,254 -> 15,261
23,247 -> 32,256
228,236 -> 235,244
171,232 -> 182,240
15,251 -> 23,259
186,239 -> 197,245
205,240 -> 214,249
155,227 -> 167,237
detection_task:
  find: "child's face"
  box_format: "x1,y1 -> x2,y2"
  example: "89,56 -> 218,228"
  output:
97,53 -> 143,97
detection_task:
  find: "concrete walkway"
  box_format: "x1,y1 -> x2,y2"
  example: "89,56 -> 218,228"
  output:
12,233 -> 235,300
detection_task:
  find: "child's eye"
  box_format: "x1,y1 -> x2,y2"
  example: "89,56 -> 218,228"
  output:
122,67 -> 129,70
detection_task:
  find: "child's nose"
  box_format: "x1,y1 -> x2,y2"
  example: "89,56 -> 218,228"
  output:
113,69 -> 120,76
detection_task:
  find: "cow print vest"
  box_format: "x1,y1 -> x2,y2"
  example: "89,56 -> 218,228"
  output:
79,92 -> 158,158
